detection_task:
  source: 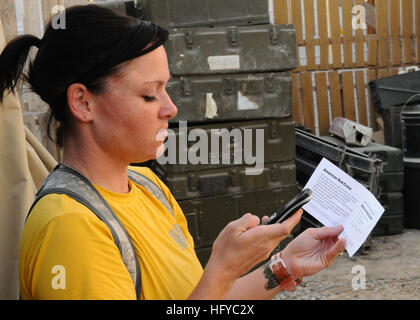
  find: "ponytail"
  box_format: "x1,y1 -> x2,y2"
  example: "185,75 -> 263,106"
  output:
0,35 -> 41,102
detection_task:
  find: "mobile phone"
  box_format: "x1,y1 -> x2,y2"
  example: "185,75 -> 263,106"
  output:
262,189 -> 313,225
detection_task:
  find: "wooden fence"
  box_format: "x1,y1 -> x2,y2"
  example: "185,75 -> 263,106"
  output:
273,0 -> 420,135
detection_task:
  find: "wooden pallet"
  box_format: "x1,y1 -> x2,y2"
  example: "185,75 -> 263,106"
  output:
274,0 -> 420,135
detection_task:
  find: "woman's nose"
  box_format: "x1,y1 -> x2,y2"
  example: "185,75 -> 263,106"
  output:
160,91 -> 178,120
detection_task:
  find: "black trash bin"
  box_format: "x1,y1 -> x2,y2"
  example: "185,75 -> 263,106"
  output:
403,158 -> 420,229
401,104 -> 420,158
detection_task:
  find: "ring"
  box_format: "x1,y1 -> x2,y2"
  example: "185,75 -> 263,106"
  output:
338,252 -> 344,256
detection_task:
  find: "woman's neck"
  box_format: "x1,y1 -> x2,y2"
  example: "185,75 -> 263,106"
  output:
62,138 -> 131,194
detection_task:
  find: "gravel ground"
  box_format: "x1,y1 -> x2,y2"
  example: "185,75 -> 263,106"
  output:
274,229 -> 420,300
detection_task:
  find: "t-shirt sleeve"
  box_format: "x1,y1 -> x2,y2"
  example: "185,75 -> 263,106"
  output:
28,211 -> 137,300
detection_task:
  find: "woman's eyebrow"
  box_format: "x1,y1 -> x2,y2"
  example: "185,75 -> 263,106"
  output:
142,80 -> 163,85
142,76 -> 172,86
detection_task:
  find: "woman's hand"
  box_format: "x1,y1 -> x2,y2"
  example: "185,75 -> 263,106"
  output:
280,225 -> 346,280
189,210 -> 303,299
207,210 -> 303,282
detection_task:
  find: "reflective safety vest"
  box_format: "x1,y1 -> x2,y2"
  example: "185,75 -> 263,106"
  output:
25,163 -> 173,300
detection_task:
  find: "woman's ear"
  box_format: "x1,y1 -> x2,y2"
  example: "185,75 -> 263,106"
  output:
67,83 -> 93,122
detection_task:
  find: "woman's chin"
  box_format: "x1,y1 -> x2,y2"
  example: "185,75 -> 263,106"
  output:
128,144 -> 165,164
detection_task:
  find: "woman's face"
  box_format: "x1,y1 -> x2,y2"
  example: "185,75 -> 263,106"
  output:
90,46 -> 177,164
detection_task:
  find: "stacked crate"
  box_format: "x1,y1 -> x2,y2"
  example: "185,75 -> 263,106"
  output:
137,0 -> 299,266
349,144 -> 404,236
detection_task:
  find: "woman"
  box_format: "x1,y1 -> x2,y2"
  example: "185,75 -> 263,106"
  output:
0,5 -> 345,300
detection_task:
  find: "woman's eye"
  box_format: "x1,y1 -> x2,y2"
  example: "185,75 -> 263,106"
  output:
143,95 -> 157,102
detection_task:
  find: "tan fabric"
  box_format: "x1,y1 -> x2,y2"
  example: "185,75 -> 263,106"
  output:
0,20 -> 57,299
25,126 -> 58,190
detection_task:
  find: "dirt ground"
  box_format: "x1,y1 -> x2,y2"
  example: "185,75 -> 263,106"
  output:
274,229 -> 420,300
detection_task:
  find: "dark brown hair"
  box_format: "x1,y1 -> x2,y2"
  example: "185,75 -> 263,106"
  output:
0,5 -> 168,147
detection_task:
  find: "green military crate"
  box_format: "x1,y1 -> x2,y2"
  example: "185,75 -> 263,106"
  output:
322,137 -> 404,173
378,192 -> 404,218
376,172 -> 404,193
158,160 -> 296,201
166,24 -> 297,76
372,192 -> 404,236
139,0 -> 270,28
93,0 -> 270,28
92,0 -> 139,16
167,72 -> 292,123
372,215 -> 404,236
350,143 -> 403,173
322,136 -> 404,192
159,118 -> 296,173
182,184 -> 299,248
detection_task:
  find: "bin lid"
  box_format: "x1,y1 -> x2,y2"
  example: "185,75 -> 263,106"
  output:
404,157 -> 420,168
401,104 -> 420,118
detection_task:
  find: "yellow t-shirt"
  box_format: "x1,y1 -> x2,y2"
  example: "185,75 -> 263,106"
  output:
19,166 -> 203,300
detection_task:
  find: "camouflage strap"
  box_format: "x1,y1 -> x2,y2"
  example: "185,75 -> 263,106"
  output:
127,169 -> 174,217
26,165 -> 173,300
